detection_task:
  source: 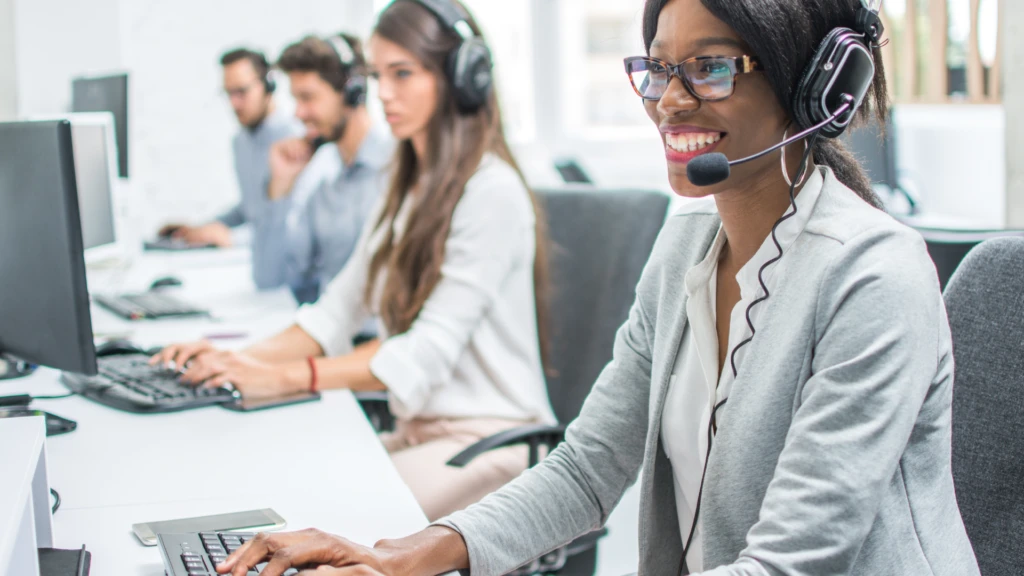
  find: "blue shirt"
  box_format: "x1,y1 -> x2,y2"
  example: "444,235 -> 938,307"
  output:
216,110 -> 304,289
284,125 -> 393,304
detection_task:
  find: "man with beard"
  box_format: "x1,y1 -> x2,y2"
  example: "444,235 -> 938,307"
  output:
159,49 -> 305,290
272,33 -> 393,304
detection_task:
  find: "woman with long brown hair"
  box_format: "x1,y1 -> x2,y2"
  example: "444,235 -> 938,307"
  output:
153,0 -> 555,521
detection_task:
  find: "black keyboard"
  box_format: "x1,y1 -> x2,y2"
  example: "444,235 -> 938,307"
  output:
61,354 -> 239,413
144,237 -> 216,251
94,292 -> 208,320
158,532 -> 298,576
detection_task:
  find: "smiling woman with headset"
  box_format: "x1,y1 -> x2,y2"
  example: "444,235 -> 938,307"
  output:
216,1 -> 981,575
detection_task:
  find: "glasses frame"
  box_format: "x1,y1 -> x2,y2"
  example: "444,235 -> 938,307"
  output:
224,80 -> 265,100
624,55 -> 762,102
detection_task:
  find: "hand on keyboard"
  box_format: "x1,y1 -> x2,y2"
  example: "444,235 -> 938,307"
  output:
152,342 -> 309,400
150,340 -> 218,372
180,350 -> 309,400
216,529 -> 386,576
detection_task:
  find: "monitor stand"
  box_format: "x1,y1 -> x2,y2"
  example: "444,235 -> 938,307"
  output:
0,353 -> 37,380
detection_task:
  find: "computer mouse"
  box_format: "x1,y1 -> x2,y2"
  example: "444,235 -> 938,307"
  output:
95,339 -> 147,357
149,276 -> 183,290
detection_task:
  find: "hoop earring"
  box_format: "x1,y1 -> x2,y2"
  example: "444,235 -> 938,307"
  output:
780,127 -> 809,188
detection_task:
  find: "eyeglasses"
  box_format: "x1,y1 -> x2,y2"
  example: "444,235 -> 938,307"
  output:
624,55 -> 761,102
224,81 -> 263,99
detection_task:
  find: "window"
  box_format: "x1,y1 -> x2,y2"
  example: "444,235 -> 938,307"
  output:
558,0 -> 649,138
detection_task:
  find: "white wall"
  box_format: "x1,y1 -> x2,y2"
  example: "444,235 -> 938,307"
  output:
894,105 -> 1005,228
0,0 -> 17,120
1005,0 -> 1024,227
14,0 -> 122,116
14,0 -> 376,236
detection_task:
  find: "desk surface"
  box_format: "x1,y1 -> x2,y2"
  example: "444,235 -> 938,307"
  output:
1,249 -> 427,575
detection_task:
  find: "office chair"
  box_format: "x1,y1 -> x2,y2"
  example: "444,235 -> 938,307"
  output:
914,228 -> 1024,291
445,186 -> 670,576
945,237 -> 1024,576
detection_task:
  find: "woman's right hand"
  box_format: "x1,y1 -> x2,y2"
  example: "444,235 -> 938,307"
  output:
217,529 -> 387,576
217,526 -> 470,576
149,340 -> 218,371
267,138 -> 314,200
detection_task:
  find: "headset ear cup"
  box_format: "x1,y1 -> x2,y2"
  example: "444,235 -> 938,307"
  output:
344,76 -> 367,107
264,72 -> 277,94
793,28 -> 846,131
447,39 -> 492,113
792,27 -> 873,138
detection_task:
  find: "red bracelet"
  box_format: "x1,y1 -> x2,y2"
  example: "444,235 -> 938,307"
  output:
307,356 -> 319,393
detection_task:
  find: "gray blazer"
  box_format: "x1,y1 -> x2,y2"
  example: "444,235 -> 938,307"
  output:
438,167 -> 980,576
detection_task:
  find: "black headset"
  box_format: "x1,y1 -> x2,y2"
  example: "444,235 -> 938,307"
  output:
324,34 -> 368,107
254,52 -> 276,94
410,0 -> 494,114
791,6 -> 883,138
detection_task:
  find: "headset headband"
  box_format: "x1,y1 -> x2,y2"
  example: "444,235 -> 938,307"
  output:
413,0 -> 475,40
326,35 -> 357,68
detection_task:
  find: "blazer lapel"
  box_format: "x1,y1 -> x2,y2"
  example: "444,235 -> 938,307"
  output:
638,222 -> 719,576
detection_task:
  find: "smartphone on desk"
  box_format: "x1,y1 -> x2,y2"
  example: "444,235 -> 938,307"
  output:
133,508 -> 286,546
222,390 -> 321,412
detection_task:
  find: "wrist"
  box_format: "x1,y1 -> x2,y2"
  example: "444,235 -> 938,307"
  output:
267,177 -> 293,201
280,360 -> 313,394
375,526 -> 469,576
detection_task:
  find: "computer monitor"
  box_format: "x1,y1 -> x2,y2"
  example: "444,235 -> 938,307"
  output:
30,112 -> 122,263
0,120 -> 98,378
71,73 -> 129,179
554,158 -> 595,185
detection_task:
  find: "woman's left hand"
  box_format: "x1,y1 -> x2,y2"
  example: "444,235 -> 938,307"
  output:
180,350 -> 307,399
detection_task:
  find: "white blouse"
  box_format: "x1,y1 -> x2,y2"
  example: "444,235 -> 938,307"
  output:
295,155 -> 557,425
661,167 -> 825,572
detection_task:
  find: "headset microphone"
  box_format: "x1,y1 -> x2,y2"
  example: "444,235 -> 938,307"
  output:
686,95 -> 855,187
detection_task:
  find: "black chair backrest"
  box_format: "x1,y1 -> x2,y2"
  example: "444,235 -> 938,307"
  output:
537,187 -> 669,425
945,237 -> 1024,576
917,228 -> 1024,291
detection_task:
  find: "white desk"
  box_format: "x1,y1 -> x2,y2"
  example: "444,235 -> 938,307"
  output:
0,417 -> 51,576
1,249 -> 428,575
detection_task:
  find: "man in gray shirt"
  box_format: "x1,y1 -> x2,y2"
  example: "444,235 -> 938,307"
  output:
271,34 -> 393,304
159,48 -> 303,289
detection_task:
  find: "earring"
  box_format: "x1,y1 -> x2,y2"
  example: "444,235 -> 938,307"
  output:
780,127 -> 809,188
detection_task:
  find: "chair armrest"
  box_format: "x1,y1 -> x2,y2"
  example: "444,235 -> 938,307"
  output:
353,391 -> 394,433
446,424 -> 567,468
353,391 -> 389,405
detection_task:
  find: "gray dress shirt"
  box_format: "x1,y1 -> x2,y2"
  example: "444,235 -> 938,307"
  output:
284,125 -> 393,304
216,110 -> 303,289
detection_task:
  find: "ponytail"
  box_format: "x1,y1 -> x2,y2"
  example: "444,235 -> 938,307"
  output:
813,138 -> 883,209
